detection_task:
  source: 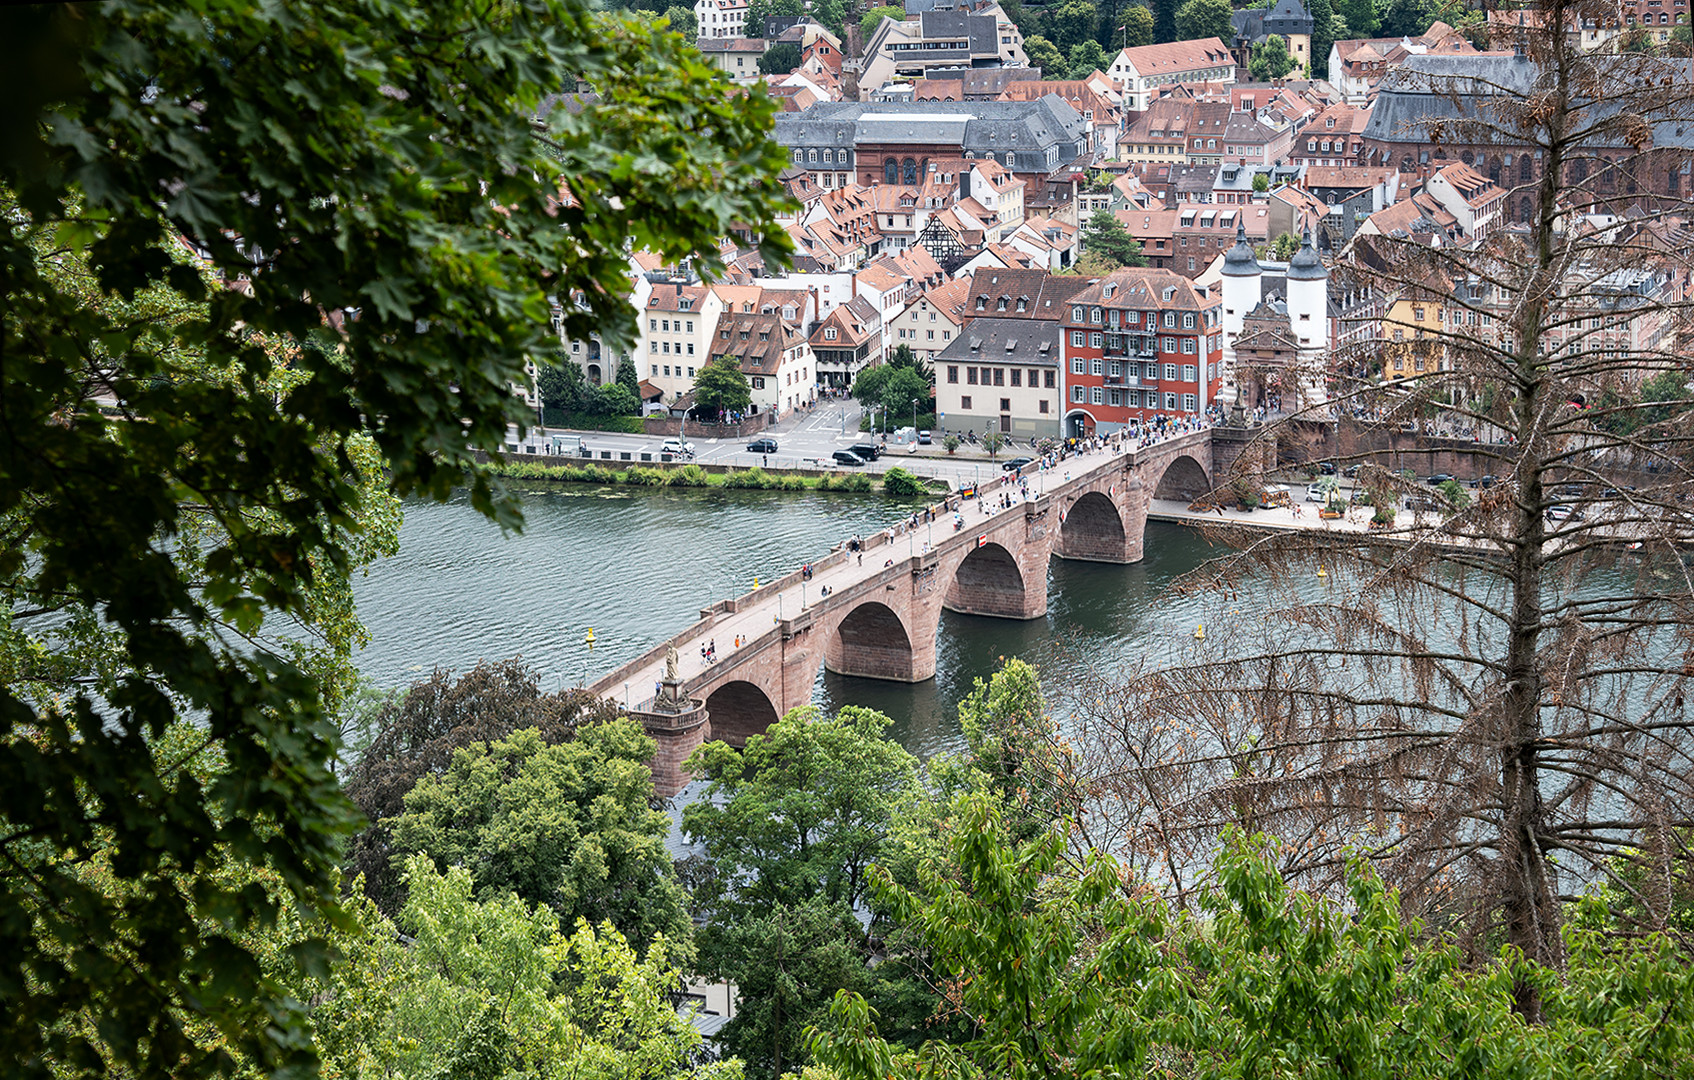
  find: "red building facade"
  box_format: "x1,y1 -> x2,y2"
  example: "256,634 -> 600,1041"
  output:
1058,268 -> 1223,436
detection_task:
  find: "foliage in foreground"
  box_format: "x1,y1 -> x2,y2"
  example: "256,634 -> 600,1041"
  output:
813,799 -> 1694,1080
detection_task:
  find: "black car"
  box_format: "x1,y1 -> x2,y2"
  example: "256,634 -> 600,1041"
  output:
1001,456 -> 1034,472
1342,464 -> 1361,478
831,449 -> 867,467
847,442 -> 882,460
1425,473 -> 1456,486
746,438 -> 778,454
1473,475 -> 1498,489
1318,462 -> 1337,475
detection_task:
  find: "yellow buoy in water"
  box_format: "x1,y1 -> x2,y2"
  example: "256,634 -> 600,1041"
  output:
1317,567 -> 1328,578
584,628 -> 596,648
1194,624 -> 1205,640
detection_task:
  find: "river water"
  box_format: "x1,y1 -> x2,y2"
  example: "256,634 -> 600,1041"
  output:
353,483 -> 1229,757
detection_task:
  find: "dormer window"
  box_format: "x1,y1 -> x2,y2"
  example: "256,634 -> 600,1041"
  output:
824,328 -> 838,340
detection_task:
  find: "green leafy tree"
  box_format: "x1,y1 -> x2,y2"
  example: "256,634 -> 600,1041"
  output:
1024,34 -> 1070,76
1378,0 -> 1430,38
388,723 -> 694,963
880,368 -> 933,423
1152,0 -> 1179,42
585,382 -> 641,416
661,3 -> 697,36
860,4 -> 906,38
1080,208 -> 1148,269
1049,0 -> 1100,49
981,429 -> 1007,458
1309,0 -> 1334,75
1068,38 -> 1112,75
616,355 -> 643,402
1249,33 -> 1295,80
760,41 -> 803,74
0,1 -> 789,1073
1175,0 -> 1232,41
693,353 -> 754,418
538,356 -> 588,413
1253,170 -> 1272,192
1337,0 -> 1376,35
1270,230 -> 1300,258
301,858 -> 736,1080
1123,3 -> 1155,46
812,0 -> 848,36
886,342 -> 934,386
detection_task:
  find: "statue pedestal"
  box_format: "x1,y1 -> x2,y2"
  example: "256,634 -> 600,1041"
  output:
629,693 -> 710,798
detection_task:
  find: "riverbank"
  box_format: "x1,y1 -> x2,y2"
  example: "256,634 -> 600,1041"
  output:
490,457 -> 949,496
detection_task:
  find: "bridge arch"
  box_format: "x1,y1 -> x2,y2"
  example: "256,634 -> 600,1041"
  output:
703,680 -> 780,748
1055,490 -> 1129,562
1152,452 -> 1211,502
826,601 -> 921,682
945,540 -> 1039,619
1065,408 -> 1096,438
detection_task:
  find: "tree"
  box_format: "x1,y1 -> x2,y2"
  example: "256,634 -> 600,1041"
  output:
388,722 -> 694,962
811,0 -> 849,37
1252,170 -> 1271,192
981,429 -> 1007,458
1309,0 -> 1335,76
692,353 -> 753,418
1270,230 -> 1300,259
886,343 -> 934,386
0,2 -> 790,1075
585,382 -> 641,416
1050,0 -> 1100,49
861,4 -> 906,39
1175,0 -> 1232,42
811,801 -> 1694,1080
1123,3 -> 1155,47
1080,208 -> 1148,269
300,858 -> 736,1080
616,355 -> 643,401
1052,18 -> 1694,1016
1377,0 -> 1431,38
881,368 -> 933,422
1337,0 -> 1377,36
661,3 -> 697,36
1068,38 -> 1112,75
760,42 -> 803,74
1249,33 -> 1296,80
1152,0 -> 1179,42
683,706 -> 922,1080
341,659 -> 619,910
1024,34 -> 1069,77
538,356 -> 588,413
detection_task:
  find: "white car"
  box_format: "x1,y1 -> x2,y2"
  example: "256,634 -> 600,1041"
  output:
661,438 -> 695,457
1305,483 -> 1331,503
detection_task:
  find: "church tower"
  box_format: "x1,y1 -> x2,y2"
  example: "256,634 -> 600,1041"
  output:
1284,228 -> 1330,406
1220,224 -> 1262,395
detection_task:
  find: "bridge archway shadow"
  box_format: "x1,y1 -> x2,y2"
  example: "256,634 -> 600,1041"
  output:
826,601 -> 920,682
945,541 -> 1032,619
1055,490 -> 1127,562
703,680 -> 780,748
1153,454 -> 1211,502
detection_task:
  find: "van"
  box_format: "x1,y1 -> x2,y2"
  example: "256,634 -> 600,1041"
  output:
832,449 -> 866,467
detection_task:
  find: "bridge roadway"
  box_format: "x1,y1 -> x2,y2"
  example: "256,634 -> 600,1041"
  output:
586,427 -> 1222,795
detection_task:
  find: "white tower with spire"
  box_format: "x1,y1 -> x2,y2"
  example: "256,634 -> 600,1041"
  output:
1284,228 -> 1330,407
1219,223 -> 1263,406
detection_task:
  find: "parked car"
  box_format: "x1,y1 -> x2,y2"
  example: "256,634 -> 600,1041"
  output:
1305,483 -> 1332,503
847,442 -> 882,460
918,429 -> 933,444
1547,504 -> 1585,522
1342,464 -> 1362,478
661,438 -> 695,457
1473,474 -> 1498,489
1318,462 -> 1337,475
832,449 -> 867,467
746,438 -> 778,454
1001,456 -> 1034,472
1425,473 -> 1455,486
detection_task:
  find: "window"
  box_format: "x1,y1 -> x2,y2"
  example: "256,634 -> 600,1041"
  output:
1072,385 -> 1086,402
1011,369 -> 1021,387
1072,305 -> 1083,321
1045,370 -> 1056,388
1109,361 -> 1121,377
650,365 -> 658,375
993,368 -> 1005,386
824,328 -> 837,340
1039,400 -> 1049,413
1182,313 -> 1195,329
1000,397 -> 1011,411
927,330 -> 934,340
687,343 -> 695,355
1182,338 -> 1196,354
961,395 -> 973,409
1071,331 -> 1085,347
1091,386 -> 1104,404
1109,389 -> 1122,406
1164,392 -> 1178,410
1183,393 -> 1197,412
1071,357 -> 1085,374
968,367 -> 979,384
688,367 -> 695,377
752,376 -> 766,388
1091,307 -> 1102,324
1091,332 -> 1103,348
1144,362 -> 1158,379
1162,337 -> 1177,352
649,319 -> 657,330
1164,363 -> 1178,380
1164,312 -> 1177,327
948,365 -> 959,383
1182,364 -> 1197,381
1091,358 -> 1103,376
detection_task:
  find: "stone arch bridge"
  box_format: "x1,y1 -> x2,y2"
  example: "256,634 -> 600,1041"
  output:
586,430 -> 1216,795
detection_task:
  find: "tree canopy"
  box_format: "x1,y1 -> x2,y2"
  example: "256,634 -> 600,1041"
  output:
861,5 -> 906,38
1080,208 -> 1148,270
1024,34 -> 1070,77
693,353 -> 754,417
1175,0 -> 1232,42
0,1 -> 790,1076
1249,33 -> 1296,80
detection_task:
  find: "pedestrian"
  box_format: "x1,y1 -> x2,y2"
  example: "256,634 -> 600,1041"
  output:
655,680 -> 662,698
763,455 -> 768,468
857,552 -> 862,566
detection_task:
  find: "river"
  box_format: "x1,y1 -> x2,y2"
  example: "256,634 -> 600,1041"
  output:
353,483 -> 1230,757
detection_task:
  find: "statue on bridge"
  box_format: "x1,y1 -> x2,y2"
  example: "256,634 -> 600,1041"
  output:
658,643 -> 686,710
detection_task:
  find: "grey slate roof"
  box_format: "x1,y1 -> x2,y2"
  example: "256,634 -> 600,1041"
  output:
775,97 -> 1090,161
935,316 -> 1064,366
1365,54 -> 1694,150
1264,0 -> 1313,37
